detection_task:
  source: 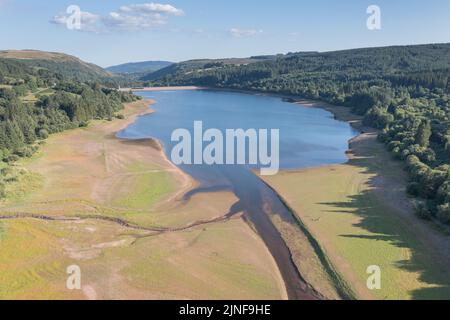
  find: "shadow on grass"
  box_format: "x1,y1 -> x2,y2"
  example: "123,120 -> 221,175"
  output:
320,132 -> 450,300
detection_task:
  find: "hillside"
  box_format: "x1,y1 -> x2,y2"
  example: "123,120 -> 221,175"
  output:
106,60 -> 173,74
141,55 -> 278,81
0,50 -> 112,82
0,49 -> 138,189
145,44 -> 450,85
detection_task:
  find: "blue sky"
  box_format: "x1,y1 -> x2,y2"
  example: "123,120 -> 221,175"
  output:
0,0 -> 449,67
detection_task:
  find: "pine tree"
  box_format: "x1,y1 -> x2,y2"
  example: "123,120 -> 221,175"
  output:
415,120 -> 432,148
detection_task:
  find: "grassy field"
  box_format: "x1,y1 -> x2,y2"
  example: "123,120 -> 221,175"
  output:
0,100 -> 287,300
20,88 -> 55,103
267,211 -> 350,299
111,166 -> 175,210
0,219 -> 76,299
262,105 -> 450,300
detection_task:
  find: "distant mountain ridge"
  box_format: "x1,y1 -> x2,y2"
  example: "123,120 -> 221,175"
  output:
106,61 -> 174,74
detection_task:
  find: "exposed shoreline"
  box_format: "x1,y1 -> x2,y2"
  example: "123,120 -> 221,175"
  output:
112,98 -> 290,299
123,91 -> 316,300
122,86 -> 363,299
130,86 -> 450,299
1,97 -> 289,300
115,99 -> 197,200
260,99 -> 450,299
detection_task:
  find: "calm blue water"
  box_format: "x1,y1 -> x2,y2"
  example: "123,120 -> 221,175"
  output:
117,89 -> 357,300
118,90 -> 357,172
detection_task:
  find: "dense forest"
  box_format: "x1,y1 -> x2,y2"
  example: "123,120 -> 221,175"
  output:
0,55 -> 138,199
146,43 -> 450,225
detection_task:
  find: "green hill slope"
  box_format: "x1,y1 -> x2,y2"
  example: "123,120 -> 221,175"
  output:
0,50 -> 112,82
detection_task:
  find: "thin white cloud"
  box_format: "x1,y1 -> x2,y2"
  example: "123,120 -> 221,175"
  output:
119,3 -> 184,16
230,28 -> 263,38
51,10 -> 101,33
50,3 -> 184,33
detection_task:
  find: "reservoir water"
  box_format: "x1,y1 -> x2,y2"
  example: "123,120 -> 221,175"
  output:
118,89 -> 358,299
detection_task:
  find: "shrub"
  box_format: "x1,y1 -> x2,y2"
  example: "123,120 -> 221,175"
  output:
15,146 -> 34,158
415,203 -> 432,220
407,182 -> 421,197
5,154 -> 19,163
38,128 -> 49,139
437,204 -> 450,224
0,181 -> 5,199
